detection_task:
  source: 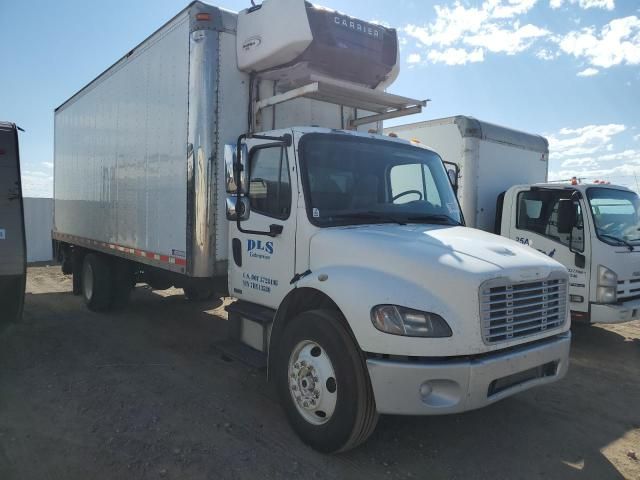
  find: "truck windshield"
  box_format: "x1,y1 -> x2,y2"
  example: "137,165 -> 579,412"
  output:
587,187 -> 640,246
299,133 -> 462,227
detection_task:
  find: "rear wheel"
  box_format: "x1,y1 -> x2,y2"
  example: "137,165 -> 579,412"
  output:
71,251 -> 83,296
274,309 -> 378,453
82,254 -> 113,312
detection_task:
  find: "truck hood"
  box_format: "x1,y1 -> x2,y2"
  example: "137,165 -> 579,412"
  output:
306,224 -> 570,356
309,224 -> 563,284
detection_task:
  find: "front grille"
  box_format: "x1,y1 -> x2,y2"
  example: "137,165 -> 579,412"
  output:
480,276 -> 568,344
617,277 -> 640,302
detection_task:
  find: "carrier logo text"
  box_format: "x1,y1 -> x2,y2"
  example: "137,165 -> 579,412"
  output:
334,16 -> 381,38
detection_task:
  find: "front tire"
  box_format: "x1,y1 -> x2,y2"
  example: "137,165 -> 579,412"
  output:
274,309 -> 378,453
82,254 -> 113,312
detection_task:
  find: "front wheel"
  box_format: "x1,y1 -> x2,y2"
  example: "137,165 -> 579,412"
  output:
274,309 -> 378,453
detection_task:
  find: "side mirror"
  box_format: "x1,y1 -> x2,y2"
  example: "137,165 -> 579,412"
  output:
557,199 -> 577,234
443,161 -> 459,194
447,169 -> 458,189
226,196 -> 250,221
224,144 -> 248,194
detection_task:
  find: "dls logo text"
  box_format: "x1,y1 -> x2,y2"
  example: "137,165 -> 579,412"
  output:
248,239 -> 273,260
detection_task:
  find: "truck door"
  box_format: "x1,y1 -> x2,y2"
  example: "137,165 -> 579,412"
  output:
228,133 -> 297,309
0,122 -> 27,326
508,187 -> 590,314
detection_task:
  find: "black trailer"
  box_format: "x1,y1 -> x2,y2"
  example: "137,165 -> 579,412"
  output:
0,122 -> 26,326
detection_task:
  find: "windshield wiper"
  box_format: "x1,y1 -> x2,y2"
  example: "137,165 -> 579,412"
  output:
332,212 -> 406,225
599,233 -> 635,251
405,214 -> 461,226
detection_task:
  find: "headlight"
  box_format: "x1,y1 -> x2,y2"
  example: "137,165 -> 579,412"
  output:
598,265 -> 618,287
370,305 -> 452,337
597,266 -> 617,304
596,286 -> 617,303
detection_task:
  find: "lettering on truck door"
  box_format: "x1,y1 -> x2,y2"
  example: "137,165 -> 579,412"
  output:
512,188 -> 590,314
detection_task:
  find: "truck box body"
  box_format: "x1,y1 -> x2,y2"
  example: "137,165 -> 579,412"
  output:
386,116 -> 549,232
53,1 -> 384,279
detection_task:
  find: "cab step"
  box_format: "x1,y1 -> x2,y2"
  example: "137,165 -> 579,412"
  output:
214,339 -> 268,369
221,301 -> 276,365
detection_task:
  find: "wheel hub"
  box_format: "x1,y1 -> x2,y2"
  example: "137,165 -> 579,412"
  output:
288,341 -> 337,425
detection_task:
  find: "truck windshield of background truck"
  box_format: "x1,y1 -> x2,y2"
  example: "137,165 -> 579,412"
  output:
587,187 -> 640,247
299,134 -> 462,227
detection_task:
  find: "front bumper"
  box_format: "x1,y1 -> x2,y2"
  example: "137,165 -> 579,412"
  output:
366,332 -> 571,415
590,298 -> 640,324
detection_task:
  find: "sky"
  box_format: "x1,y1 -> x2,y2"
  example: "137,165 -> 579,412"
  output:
1,0 -> 639,197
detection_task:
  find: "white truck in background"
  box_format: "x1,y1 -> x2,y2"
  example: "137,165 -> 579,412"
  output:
53,1 -> 571,452
389,116 -> 640,325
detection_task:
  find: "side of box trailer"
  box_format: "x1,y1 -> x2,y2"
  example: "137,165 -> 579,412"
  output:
53,2 -> 379,280
54,7 -> 195,274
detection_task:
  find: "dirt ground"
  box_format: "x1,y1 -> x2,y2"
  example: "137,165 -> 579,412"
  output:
1,266 -> 639,479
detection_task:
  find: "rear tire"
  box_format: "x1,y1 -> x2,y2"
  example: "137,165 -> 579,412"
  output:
82,254 -> 113,312
72,251 -> 83,296
274,309 -> 378,453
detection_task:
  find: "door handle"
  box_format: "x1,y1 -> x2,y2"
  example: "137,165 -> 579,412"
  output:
269,224 -> 283,237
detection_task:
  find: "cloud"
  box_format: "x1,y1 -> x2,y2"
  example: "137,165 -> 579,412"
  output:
599,149 -> 640,162
404,0 -> 636,74
42,161 -> 54,169
21,170 -> 53,198
550,0 -> 615,9
536,48 -> 559,60
465,23 -> 550,55
549,124 -> 640,190
558,16 -> 640,69
403,0 -> 548,65
427,47 -> 485,65
560,157 -> 598,168
548,124 -> 626,159
577,67 -> 599,76
406,53 -> 422,64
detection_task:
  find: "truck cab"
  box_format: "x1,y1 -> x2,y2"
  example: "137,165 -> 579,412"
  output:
501,183 -> 640,324
225,125 -> 571,451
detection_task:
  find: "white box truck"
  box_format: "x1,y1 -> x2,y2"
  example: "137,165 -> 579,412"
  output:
53,2 -> 571,452
389,116 -> 640,325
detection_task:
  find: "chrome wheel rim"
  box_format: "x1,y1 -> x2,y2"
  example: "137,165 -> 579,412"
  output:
288,340 -> 337,425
